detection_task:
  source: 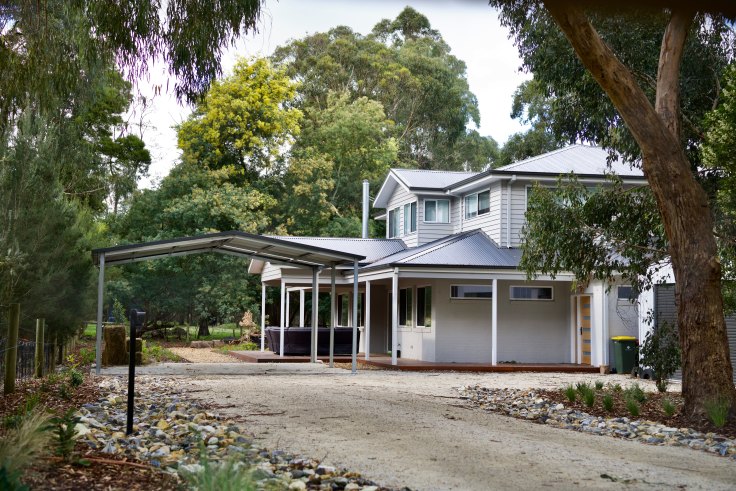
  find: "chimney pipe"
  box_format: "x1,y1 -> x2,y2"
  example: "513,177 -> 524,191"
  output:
362,180 -> 370,239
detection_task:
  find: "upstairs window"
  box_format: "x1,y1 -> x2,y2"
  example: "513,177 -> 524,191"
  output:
424,199 -> 450,223
404,202 -> 417,234
465,190 -> 490,219
388,207 -> 401,238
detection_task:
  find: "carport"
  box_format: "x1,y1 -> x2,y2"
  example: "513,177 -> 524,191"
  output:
91,231 -> 365,374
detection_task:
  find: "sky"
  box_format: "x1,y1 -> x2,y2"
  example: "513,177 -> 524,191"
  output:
136,0 -> 529,188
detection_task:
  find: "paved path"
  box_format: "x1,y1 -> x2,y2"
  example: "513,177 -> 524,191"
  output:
156,367 -> 734,491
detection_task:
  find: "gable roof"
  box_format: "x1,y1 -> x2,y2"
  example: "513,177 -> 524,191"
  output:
373,168 -> 476,208
494,145 -> 642,177
265,236 -> 406,264
363,229 -> 520,270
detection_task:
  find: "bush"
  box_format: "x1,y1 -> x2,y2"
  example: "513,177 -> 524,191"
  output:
184,445 -> 256,491
78,347 -> 95,365
662,399 -> 676,417
564,385 -> 577,402
640,320 -> 680,392
575,381 -> 591,395
68,368 -> 84,388
583,390 -> 595,407
704,397 -> 730,428
594,380 -> 604,390
626,398 -> 640,417
0,408 -> 53,490
602,394 -> 614,412
623,383 -> 646,404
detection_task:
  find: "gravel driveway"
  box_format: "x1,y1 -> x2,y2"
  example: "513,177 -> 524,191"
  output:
171,367 -> 733,490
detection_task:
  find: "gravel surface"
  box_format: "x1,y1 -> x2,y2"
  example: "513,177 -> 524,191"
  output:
178,369 -> 734,491
168,347 -> 243,363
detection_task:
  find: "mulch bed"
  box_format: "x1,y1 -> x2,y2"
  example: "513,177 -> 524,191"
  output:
538,387 -> 736,439
1,366 -> 183,490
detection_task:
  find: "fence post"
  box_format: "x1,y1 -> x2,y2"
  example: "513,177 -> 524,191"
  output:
4,303 -> 20,394
49,332 -> 57,373
34,318 -> 45,378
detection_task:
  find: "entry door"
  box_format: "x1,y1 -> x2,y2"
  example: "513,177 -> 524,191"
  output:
578,295 -> 592,365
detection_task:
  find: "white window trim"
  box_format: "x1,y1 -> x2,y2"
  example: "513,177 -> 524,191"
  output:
423,198 -> 451,224
415,284 -> 432,332
464,190 -> 490,220
403,201 -> 417,235
450,284 -> 493,300
509,285 -> 554,301
398,286 -> 414,329
617,285 -> 635,304
388,206 -> 401,238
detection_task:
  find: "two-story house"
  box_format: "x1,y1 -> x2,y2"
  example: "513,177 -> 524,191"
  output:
249,145 -> 647,368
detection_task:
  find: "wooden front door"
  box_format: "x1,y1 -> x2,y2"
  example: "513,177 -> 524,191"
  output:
578,295 -> 592,365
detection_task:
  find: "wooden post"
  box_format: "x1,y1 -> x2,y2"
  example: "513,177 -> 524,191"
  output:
49,332 -> 57,374
4,303 -> 20,394
35,318 -> 45,378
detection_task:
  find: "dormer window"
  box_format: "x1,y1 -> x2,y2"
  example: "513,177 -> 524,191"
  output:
388,207 -> 401,238
424,199 -> 450,223
465,190 -> 490,219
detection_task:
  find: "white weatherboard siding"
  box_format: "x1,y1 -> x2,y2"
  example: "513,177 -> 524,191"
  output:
386,184 -> 418,247
499,180 -> 509,246
418,196 -> 456,245
508,182 -> 529,247
459,186 -> 496,240
434,279 -> 493,363
488,181 -> 503,244
496,280 -> 572,363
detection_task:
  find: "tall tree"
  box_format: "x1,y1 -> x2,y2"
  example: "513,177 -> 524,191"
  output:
491,0 -> 736,417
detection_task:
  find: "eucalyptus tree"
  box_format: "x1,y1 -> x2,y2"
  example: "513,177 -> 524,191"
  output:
491,0 -> 736,417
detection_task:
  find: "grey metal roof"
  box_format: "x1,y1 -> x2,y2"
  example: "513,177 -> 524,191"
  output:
393,168 -> 477,189
494,145 -> 643,177
363,229 -> 520,270
92,231 -> 366,268
267,236 -> 406,264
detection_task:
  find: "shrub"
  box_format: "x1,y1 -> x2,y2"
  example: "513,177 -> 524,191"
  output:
3,394 -> 41,429
602,394 -> 614,412
49,409 -> 83,463
610,383 -> 623,393
704,397 -> 730,428
575,381 -> 591,395
624,383 -> 646,404
78,348 -> 95,365
583,390 -> 595,407
640,320 -> 680,393
564,385 -> 577,402
626,398 -> 640,417
68,368 -> 84,388
662,399 -> 676,417
184,445 -> 256,491
594,380 -> 604,390
0,408 -> 53,490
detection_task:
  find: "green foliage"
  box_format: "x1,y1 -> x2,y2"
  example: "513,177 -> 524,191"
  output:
143,343 -> 182,363
0,408 -> 53,488
610,383 -> 623,393
640,320 -> 681,393
49,409 -> 85,464
520,176 -> 667,295
662,399 -> 676,417
219,342 -> 258,352
78,348 -> 96,366
112,299 -> 128,325
624,383 -> 647,404
3,394 -> 41,430
704,398 -> 730,427
68,368 -> 84,388
583,390 -> 595,408
602,394 -> 614,412
594,380 -> 604,391
626,398 -> 640,418
564,385 -> 577,402
185,443 -> 256,491
575,381 -> 591,395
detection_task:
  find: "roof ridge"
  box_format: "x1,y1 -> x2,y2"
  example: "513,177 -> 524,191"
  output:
393,168 -> 477,175
497,145 -> 586,170
268,235 -> 404,242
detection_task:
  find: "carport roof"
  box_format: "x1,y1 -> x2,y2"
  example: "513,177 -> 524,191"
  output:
91,231 -> 366,268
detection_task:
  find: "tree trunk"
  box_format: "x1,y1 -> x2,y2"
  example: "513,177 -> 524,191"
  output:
544,1 -> 736,418
197,318 -> 210,338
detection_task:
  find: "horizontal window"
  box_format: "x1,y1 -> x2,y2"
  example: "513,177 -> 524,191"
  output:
464,190 -> 490,219
424,199 -> 450,223
510,286 -> 553,301
617,286 -> 635,303
451,285 -> 493,299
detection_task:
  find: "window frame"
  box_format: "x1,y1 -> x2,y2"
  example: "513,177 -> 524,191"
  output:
450,284 -> 494,300
399,287 -> 414,328
509,285 -> 554,301
403,201 -> 417,235
464,190 -> 490,220
388,206 -> 401,238
617,285 -> 635,304
416,285 -> 432,331
423,199 -> 451,224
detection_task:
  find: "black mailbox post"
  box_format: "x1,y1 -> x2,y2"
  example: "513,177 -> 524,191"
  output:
126,309 -> 145,435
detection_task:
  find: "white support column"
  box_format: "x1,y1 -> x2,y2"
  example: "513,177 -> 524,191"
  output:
299,289 -> 305,328
95,253 -> 105,375
279,279 -> 286,357
365,280 -> 371,361
330,266 -> 336,368
285,288 -> 291,328
391,268 -> 399,366
351,261 -> 359,374
260,282 -> 266,352
491,278 -> 498,366
311,267 -> 319,363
